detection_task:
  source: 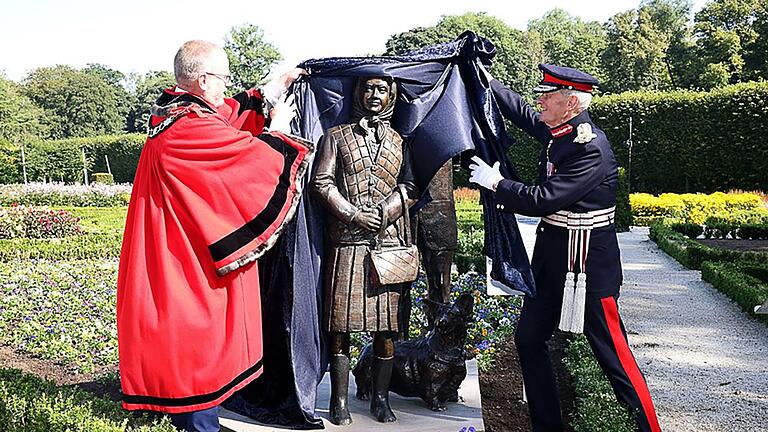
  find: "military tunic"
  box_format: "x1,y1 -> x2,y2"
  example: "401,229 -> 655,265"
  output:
488,79 -> 661,432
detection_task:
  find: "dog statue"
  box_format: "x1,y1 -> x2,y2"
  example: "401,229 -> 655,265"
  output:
352,291 -> 475,411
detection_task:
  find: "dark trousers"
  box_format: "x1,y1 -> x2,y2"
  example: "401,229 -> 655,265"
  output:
169,406 -> 220,432
515,291 -> 661,432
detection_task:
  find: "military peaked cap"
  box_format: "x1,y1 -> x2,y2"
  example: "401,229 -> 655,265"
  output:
533,64 -> 599,94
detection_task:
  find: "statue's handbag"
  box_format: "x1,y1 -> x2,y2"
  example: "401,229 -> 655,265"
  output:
370,185 -> 419,285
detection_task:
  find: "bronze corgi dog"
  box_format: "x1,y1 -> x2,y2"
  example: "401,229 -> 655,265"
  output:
352,292 -> 475,411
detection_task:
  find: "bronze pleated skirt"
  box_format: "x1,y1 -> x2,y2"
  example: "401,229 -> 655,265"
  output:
323,244 -> 403,332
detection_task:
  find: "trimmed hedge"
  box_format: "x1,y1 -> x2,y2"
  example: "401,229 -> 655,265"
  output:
0,233 -> 122,262
616,167 -> 632,231
565,336 -> 635,432
701,261 -> 768,324
508,82 -> 768,193
649,224 -> 768,270
21,134 -> 145,184
0,368 -> 175,431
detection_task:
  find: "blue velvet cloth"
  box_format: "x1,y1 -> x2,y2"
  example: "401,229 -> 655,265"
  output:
223,31 -> 536,430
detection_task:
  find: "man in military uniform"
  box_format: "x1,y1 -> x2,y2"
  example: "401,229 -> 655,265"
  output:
469,64 -> 661,432
312,76 -> 417,425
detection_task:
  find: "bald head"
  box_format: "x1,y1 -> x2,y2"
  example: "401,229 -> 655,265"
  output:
174,40 -> 229,88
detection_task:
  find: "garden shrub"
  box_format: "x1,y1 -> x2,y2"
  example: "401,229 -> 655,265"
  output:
0,368 -> 176,431
0,183 -> 131,207
91,173 -> 115,185
0,207 -> 82,239
737,223 -> 768,240
701,261 -> 768,324
649,224 -> 768,270
670,222 -> 703,239
0,233 -> 122,263
20,134 -> 145,184
565,336 -> 635,432
630,192 -> 764,226
615,167 -> 632,231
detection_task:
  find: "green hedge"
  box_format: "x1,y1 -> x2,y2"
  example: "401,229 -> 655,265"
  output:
509,82 -> 768,193
0,233 -> 122,262
649,224 -> 768,270
21,134 -> 145,184
565,336 -> 635,432
701,261 -> 768,324
615,167 -> 632,231
0,368 -> 175,432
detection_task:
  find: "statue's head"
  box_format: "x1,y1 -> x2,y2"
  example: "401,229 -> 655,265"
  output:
354,76 -> 397,118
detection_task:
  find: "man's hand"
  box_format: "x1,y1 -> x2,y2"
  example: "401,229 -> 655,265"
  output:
269,94 -> 296,133
353,209 -> 383,232
261,68 -> 307,106
469,156 -> 504,191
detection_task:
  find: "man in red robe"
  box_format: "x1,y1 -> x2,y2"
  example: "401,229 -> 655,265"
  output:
117,40 -> 313,431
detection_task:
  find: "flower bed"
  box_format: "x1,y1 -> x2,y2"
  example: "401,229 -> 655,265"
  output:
630,191 -> 764,226
0,260 -> 119,373
0,183 -> 131,207
0,207 -> 82,239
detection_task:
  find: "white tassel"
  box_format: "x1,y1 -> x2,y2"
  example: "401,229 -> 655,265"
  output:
558,272 -> 576,331
570,273 -> 587,334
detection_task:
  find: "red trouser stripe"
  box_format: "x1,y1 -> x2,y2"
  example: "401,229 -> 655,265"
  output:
601,297 -> 661,432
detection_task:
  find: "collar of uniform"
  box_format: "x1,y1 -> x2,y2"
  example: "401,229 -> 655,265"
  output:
550,123 -> 573,138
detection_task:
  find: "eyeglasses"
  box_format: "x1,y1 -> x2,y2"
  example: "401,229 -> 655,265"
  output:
202,72 -> 232,87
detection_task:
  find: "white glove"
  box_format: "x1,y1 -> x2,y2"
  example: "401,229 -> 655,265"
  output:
262,67 -> 306,107
268,93 -> 296,133
469,156 -> 504,191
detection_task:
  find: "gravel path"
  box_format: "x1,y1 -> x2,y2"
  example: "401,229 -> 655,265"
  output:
617,227 -> 768,432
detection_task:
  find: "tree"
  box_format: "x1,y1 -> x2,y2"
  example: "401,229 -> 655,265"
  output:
223,24 -> 282,91
693,0 -> 762,87
601,6 -> 676,93
743,0 -> 768,80
83,63 -> 132,128
22,66 -> 123,139
0,74 -> 47,142
527,9 -> 608,85
126,71 -> 176,133
385,13 -> 545,98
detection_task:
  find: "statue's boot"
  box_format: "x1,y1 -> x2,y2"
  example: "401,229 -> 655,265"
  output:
369,355 -> 397,423
329,353 -> 352,425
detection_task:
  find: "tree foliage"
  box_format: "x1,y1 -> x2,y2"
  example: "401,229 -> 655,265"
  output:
21,66 -> 123,139
385,13 -> 545,97
125,71 -> 176,133
0,74 -> 47,142
527,9 -> 608,84
224,24 -> 282,91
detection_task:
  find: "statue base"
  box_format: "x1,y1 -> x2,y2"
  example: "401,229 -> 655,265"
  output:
219,359 -> 485,431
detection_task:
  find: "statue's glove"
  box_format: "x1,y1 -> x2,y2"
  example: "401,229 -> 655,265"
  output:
268,93 -> 296,133
469,156 -> 504,192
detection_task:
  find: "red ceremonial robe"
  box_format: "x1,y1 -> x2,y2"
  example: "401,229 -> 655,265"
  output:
117,88 -> 313,413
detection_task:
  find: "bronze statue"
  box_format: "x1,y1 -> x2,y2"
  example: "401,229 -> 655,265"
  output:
412,161 -> 458,330
354,291 -> 474,412
311,76 -> 418,425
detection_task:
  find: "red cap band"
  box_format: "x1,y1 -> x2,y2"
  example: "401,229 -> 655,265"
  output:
542,73 -> 594,93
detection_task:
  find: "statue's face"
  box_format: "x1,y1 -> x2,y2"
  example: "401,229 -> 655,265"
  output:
361,78 -> 391,114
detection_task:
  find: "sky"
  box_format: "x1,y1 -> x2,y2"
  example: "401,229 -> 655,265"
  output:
0,0 -> 708,83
